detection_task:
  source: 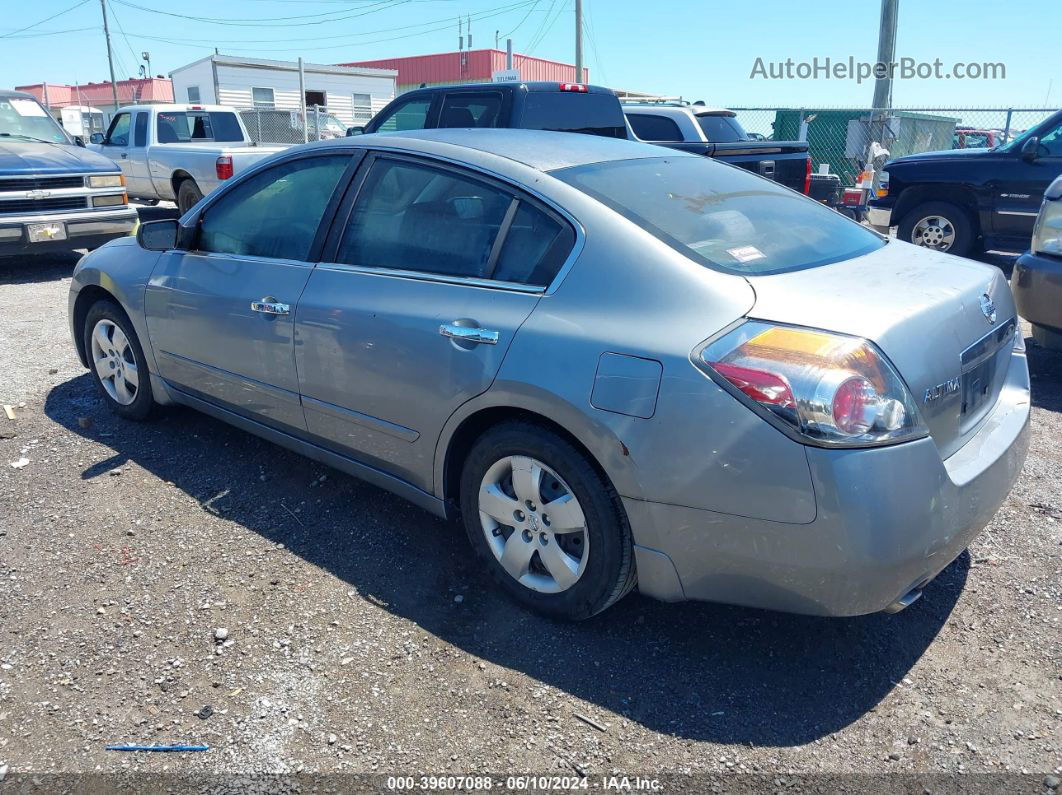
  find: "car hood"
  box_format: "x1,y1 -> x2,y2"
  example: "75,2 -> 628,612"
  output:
0,140 -> 121,175
886,146 -> 994,168
747,240 -> 1018,460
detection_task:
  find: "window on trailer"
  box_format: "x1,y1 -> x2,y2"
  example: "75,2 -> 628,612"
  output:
252,87 -> 275,109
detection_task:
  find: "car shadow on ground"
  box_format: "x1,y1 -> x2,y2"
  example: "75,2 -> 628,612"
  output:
45,373 -> 969,747
1028,341 -> 1062,412
0,204 -> 179,286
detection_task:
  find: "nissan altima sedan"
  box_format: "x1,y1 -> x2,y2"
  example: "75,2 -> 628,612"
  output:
68,129 -> 1030,621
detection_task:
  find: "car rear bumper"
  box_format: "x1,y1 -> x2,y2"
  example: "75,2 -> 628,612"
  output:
1013,249 -> 1062,336
0,207 -> 138,255
627,348 -> 1030,616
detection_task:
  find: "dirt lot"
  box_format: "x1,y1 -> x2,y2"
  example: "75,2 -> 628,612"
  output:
0,231 -> 1060,787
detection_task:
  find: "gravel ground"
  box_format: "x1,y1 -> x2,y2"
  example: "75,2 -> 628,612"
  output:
0,233 -> 1059,785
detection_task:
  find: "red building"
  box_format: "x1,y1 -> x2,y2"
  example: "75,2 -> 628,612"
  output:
342,49 -> 588,94
15,78 -> 174,115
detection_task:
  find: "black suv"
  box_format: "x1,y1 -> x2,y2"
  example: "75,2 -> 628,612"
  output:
868,109 -> 1062,256
352,82 -> 628,139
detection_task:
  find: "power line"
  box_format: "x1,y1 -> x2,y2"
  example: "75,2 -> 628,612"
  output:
0,25 -> 96,39
111,0 -> 410,27
527,0 -> 564,54
523,0 -> 555,53
500,0 -> 538,39
0,0 -> 90,39
107,0 -> 145,78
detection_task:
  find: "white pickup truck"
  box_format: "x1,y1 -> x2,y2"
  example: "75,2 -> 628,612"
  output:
88,104 -> 287,214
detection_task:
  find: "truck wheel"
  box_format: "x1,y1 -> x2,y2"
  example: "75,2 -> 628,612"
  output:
897,201 -> 976,257
177,179 -> 204,215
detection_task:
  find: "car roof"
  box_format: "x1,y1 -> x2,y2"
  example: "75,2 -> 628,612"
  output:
0,89 -> 39,100
623,104 -> 735,117
324,128 -> 693,172
399,81 -> 615,95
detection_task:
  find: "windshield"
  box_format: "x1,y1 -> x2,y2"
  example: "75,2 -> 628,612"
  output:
554,157 -> 885,276
0,96 -> 69,143
998,112 -> 1062,153
695,113 -> 749,143
519,93 -> 628,139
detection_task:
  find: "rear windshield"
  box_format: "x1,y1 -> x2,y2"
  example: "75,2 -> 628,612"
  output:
519,93 -> 627,139
554,157 -> 884,276
156,111 -> 243,143
695,114 -> 748,143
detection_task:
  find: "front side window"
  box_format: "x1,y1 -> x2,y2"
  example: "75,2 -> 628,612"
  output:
198,155 -> 349,261
105,113 -> 130,146
555,156 -> 884,276
336,159 -> 512,279
373,99 -> 431,132
439,93 -> 503,128
626,113 -> 683,142
251,87 -> 275,109
133,112 -> 148,147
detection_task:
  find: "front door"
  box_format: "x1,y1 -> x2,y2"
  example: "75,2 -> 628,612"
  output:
993,117 -> 1062,241
294,154 -> 575,491
124,111 -> 152,197
98,111 -> 133,183
144,152 -> 354,431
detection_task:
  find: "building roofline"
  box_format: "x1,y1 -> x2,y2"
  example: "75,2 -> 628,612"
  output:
170,54 -> 396,79
343,48 -> 585,71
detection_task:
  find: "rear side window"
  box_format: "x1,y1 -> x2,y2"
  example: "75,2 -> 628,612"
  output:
626,113 -> 683,142
133,112 -> 148,147
439,93 -> 503,128
198,155 -> 348,261
519,93 -> 627,139
374,99 -> 432,132
492,203 -> 573,286
156,111 -> 243,143
555,156 -> 883,276
695,114 -> 748,143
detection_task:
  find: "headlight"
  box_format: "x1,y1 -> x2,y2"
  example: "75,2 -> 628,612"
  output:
88,174 -> 124,188
1031,199 -> 1062,257
92,193 -> 127,207
876,170 -> 889,198
696,322 -> 927,447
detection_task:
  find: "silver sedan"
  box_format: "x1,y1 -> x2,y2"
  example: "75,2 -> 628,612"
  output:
68,129 -> 1031,620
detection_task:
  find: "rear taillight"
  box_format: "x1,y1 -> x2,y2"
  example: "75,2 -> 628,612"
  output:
560,83 -> 588,93
216,156 -> 233,181
696,322 -> 926,447
803,156 -> 812,195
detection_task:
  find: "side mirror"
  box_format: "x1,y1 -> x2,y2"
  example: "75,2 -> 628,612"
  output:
89,132 -> 104,145
346,126 -> 365,137
137,219 -> 179,251
74,136 -> 86,148
1021,136 -> 1041,162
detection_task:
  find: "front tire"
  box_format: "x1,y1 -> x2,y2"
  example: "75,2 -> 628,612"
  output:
897,200 -> 976,257
176,179 -> 204,215
83,300 -> 155,421
459,421 -> 636,620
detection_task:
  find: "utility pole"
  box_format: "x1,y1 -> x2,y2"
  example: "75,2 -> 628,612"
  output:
871,0 -> 899,111
99,0 -> 120,113
574,0 -> 583,83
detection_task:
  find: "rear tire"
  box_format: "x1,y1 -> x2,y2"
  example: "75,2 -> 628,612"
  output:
83,299 -> 156,421
176,179 -> 204,215
459,421 -> 636,620
897,200 -> 976,257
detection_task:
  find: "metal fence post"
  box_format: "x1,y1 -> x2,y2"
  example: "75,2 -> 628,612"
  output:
314,105 -> 320,142
1003,108 -> 1013,142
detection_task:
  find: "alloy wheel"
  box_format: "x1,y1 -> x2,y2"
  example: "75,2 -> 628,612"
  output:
90,319 -> 139,406
911,215 -> 956,251
477,455 -> 589,594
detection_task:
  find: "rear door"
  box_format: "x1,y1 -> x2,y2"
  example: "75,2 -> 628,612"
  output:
144,151 -> 358,431
295,153 -> 576,491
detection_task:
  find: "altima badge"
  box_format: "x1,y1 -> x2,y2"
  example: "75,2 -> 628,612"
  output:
925,378 -> 961,404
979,293 -> 997,324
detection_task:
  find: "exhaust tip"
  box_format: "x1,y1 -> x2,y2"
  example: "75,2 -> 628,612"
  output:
883,586 -> 924,614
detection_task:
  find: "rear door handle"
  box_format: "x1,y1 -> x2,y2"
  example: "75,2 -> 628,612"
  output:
439,323 -> 499,345
251,298 -> 290,315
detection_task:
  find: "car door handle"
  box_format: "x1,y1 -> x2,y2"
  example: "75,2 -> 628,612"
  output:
120,153 -> 127,158
439,323 -> 499,345
251,298 -> 290,315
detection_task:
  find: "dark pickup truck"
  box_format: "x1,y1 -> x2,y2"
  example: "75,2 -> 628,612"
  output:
354,83 -> 810,193
1,89 -> 137,256
622,104 -> 811,194
868,108 -> 1062,256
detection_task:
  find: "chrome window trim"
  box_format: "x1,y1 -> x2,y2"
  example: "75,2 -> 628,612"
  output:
185,250 -> 316,269
313,261 -> 546,294
324,143 -> 586,296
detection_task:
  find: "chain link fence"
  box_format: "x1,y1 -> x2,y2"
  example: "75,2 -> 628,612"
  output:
237,105 -> 350,145
727,107 -> 1056,186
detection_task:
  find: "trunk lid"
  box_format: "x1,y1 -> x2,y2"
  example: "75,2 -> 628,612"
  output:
747,240 -> 1017,459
